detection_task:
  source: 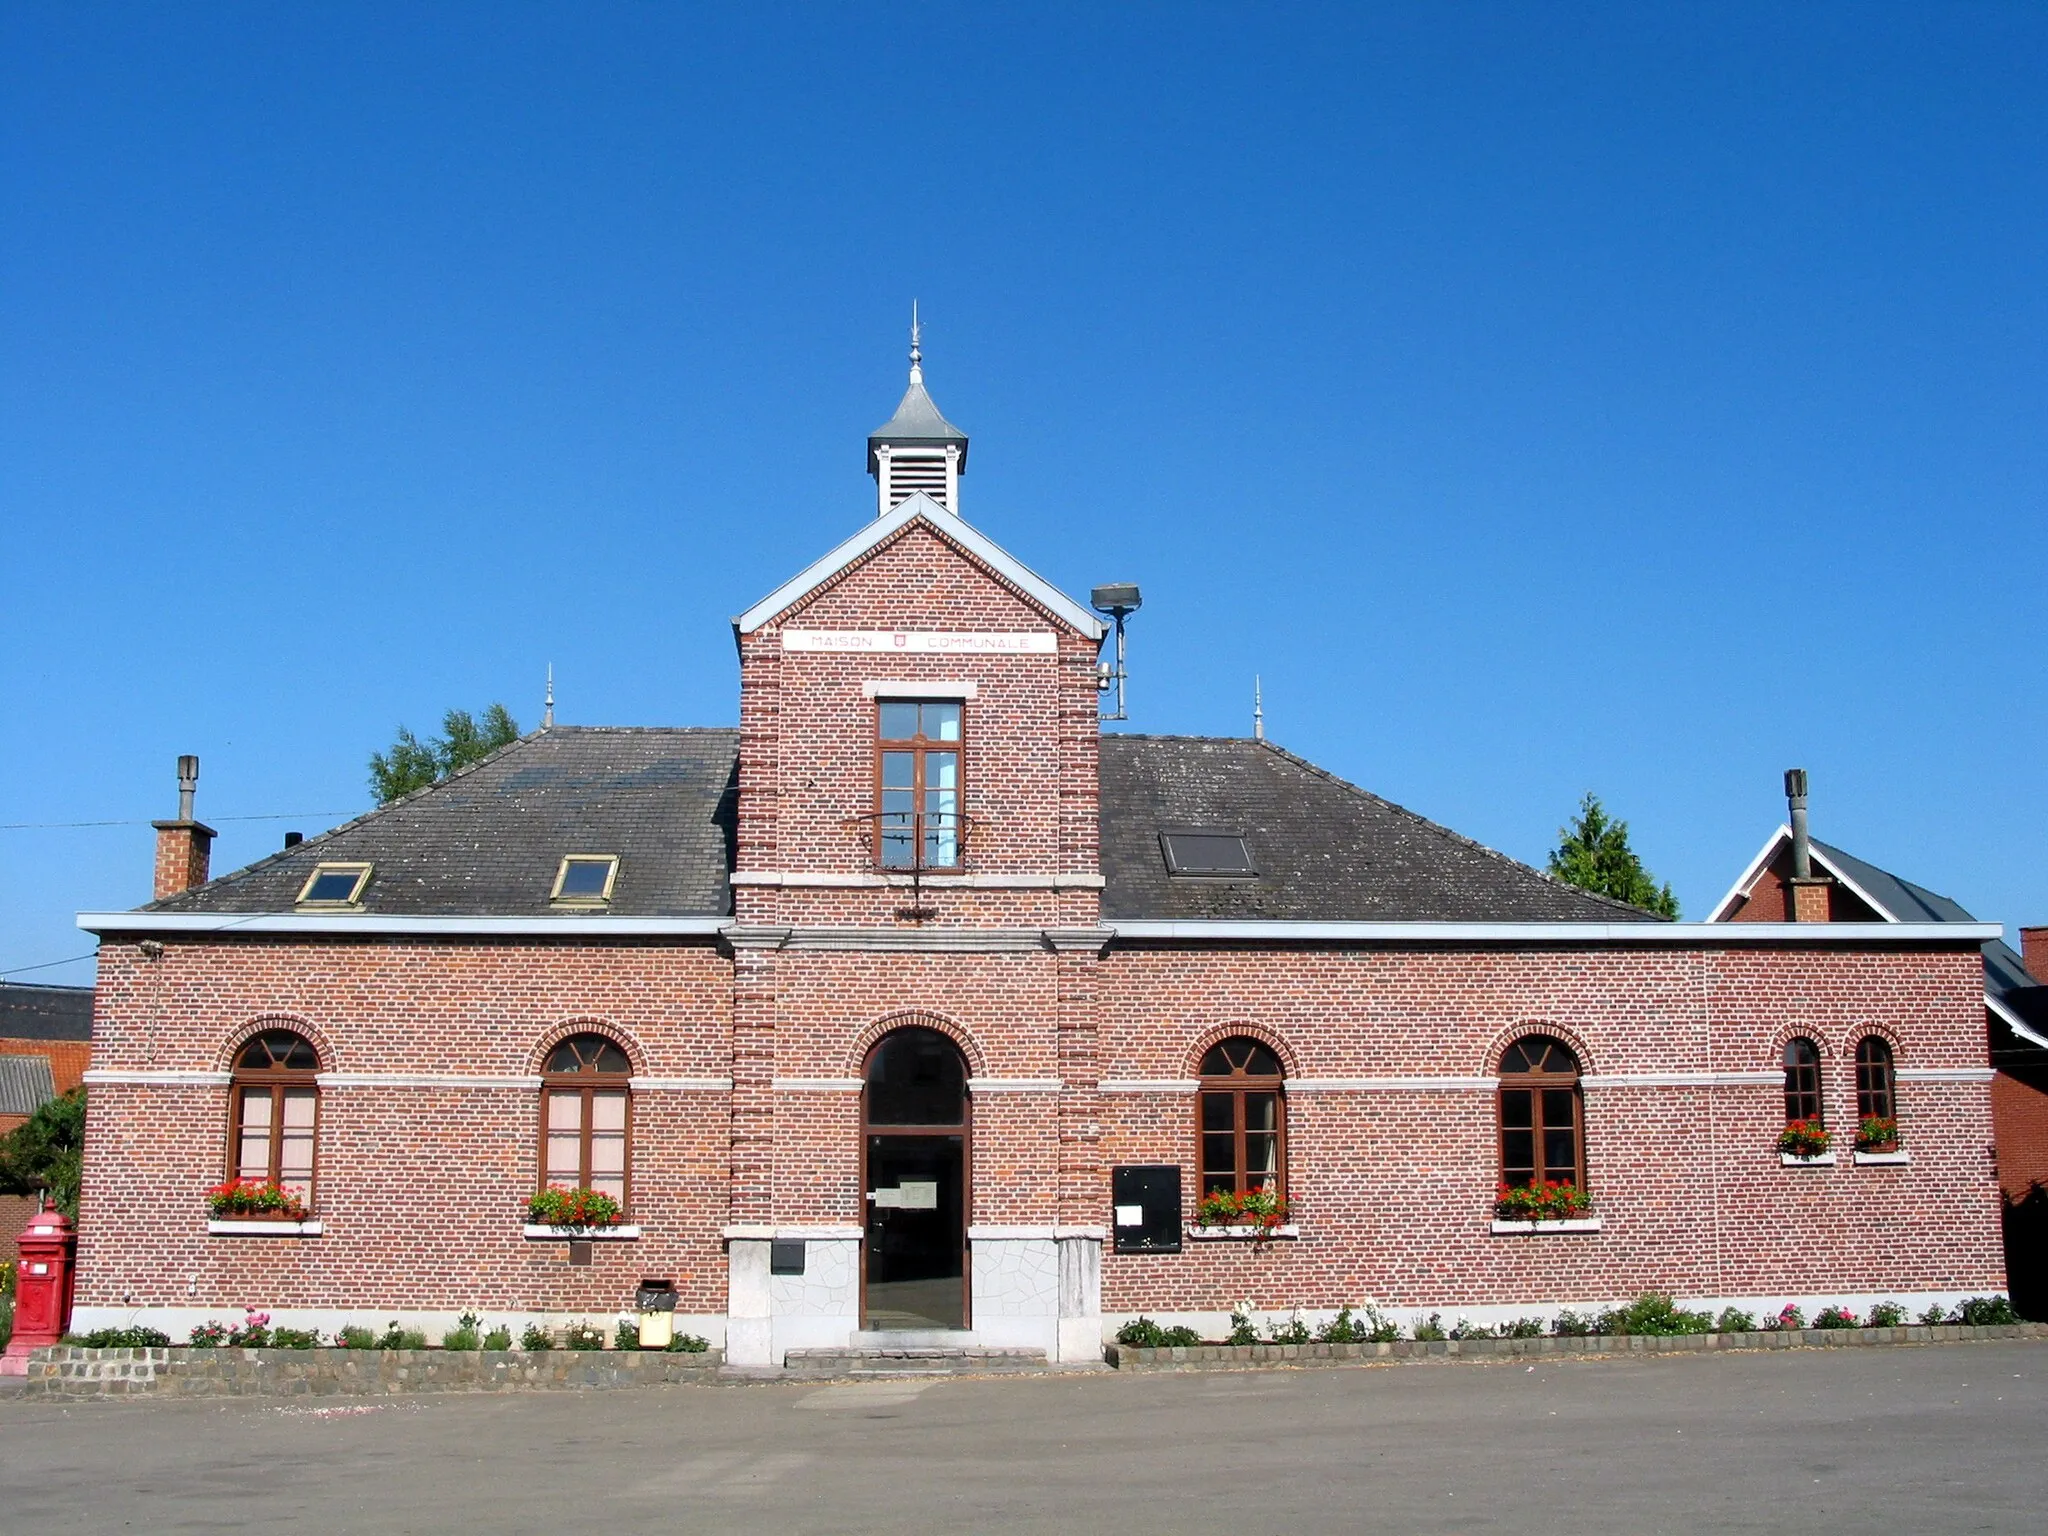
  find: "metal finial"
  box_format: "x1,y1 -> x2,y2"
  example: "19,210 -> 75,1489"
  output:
1253,676 -> 1264,741
543,664 -> 555,731
908,300 -> 923,382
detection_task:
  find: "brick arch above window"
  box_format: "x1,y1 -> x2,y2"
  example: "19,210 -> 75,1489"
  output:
1843,1020 -> 1905,1063
528,1019 -> 646,1077
1482,1021 -> 1597,1078
216,1014 -> 332,1074
1766,1021 -> 1834,1066
1183,1021 -> 1298,1079
847,1010 -> 987,1078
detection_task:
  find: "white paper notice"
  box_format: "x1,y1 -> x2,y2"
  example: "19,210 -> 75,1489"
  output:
896,1181 -> 939,1210
872,1187 -> 902,1208
1114,1204 -> 1145,1227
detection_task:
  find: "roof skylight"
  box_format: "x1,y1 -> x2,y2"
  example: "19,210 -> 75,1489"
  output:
552,855 -> 620,905
1159,831 -> 1257,878
296,863 -> 372,908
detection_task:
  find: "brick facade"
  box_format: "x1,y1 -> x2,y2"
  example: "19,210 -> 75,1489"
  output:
74,500 -> 2010,1350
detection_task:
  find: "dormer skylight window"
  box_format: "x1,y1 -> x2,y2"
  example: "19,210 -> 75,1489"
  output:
551,855 -> 620,906
1159,831 -> 1257,878
296,862 -> 372,908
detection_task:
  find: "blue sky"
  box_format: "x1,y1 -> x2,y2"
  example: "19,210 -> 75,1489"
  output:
3,3 -> 2043,982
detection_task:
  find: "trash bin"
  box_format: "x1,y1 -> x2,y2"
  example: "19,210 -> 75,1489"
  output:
635,1279 -> 679,1349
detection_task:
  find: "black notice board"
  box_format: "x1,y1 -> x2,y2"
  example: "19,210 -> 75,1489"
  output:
1111,1164 -> 1183,1254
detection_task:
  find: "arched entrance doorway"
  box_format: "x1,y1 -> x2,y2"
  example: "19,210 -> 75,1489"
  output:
862,1027 -> 969,1330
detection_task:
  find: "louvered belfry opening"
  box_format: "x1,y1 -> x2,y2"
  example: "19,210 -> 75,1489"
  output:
884,448 -> 951,510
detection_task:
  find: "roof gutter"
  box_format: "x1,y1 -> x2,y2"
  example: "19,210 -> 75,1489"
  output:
1104,920 -> 2002,945
76,913 -> 732,938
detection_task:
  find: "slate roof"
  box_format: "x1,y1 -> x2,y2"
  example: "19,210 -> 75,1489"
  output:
1809,838 -> 2048,1040
0,983 -> 93,1041
149,728 -> 740,917
140,730 -> 1658,924
1098,737 -> 1659,923
0,1054 -> 57,1117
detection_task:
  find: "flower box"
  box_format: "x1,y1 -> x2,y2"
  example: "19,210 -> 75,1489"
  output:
1776,1119 -> 1832,1159
1492,1180 -> 1593,1223
1186,1223 -> 1301,1241
1490,1217 -> 1603,1234
208,1219 -> 325,1237
522,1224 -> 643,1241
1780,1151 -> 1837,1166
1853,1150 -> 1911,1166
1854,1116 -> 1902,1155
1188,1188 -> 1292,1242
526,1186 -> 624,1228
206,1178 -> 310,1222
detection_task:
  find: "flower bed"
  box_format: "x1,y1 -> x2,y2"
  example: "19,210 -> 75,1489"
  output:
205,1179 -> 309,1221
1493,1180 -> 1592,1222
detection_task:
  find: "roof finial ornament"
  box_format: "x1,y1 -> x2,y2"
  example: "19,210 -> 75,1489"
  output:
1253,675 -> 1265,741
543,664 -> 555,731
908,300 -> 923,384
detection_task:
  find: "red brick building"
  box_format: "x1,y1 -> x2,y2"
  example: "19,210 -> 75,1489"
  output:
73,352 -> 2008,1359
1712,785 -> 2048,1316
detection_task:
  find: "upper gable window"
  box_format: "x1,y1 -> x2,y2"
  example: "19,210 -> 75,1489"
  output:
1160,831 -> 1256,878
552,855 -> 620,906
878,700 -> 963,871
296,863 -> 371,908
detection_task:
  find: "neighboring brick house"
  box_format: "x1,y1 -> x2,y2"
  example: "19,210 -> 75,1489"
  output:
1712,790 -> 2048,1315
72,349 -> 2008,1358
0,981 -> 93,1241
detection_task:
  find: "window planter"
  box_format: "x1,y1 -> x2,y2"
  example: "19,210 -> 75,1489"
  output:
1780,1151 -> 1837,1167
1186,1223 -> 1300,1241
522,1224 -> 642,1241
208,1219 -> 324,1236
206,1178 -> 310,1223
1854,1150 -> 1911,1166
1489,1217 -> 1602,1234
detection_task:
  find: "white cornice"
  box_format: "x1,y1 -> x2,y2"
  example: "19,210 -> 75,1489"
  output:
730,495 -> 1106,639
77,912 -> 730,937
1103,920 -> 2000,945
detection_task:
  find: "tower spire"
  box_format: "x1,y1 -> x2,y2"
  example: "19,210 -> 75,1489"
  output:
1253,676 -> 1264,741
868,306 -> 968,516
543,664 -> 555,731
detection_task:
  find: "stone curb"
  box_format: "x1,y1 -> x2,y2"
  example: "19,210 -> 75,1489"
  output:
21,1346 -> 724,1400
1107,1322 -> 2048,1372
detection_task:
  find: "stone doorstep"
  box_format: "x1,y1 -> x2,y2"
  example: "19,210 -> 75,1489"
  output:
1108,1322 -> 2048,1371
780,1346 -> 1057,1378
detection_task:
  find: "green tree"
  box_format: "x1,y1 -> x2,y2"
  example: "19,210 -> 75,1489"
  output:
1548,793 -> 1680,918
0,1087 -> 84,1219
369,703 -> 520,805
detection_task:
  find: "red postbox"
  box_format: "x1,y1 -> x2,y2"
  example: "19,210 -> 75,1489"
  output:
1,1202 -> 78,1375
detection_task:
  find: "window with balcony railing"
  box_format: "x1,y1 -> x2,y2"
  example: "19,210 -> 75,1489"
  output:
876,699 -> 963,871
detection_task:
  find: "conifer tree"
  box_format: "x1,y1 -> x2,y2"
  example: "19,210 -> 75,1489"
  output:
1548,792 -> 1679,918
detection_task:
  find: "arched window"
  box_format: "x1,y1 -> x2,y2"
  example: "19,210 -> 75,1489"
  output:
1197,1038 -> 1285,1199
229,1030 -> 320,1195
541,1033 -> 632,1204
1498,1035 -> 1583,1189
1783,1037 -> 1824,1124
1855,1036 -> 1896,1122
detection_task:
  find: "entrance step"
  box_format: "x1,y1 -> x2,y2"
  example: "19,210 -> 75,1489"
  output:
782,1345 -> 1052,1378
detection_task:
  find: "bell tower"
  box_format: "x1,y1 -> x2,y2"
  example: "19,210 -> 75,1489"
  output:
867,306 -> 969,515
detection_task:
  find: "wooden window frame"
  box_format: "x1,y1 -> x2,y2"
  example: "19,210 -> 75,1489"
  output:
874,700 -> 966,873
1854,1036 -> 1896,1122
226,1031 -> 321,1199
1195,1040 -> 1287,1201
1783,1037 -> 1824,1124
538,1035 -> 634,1212
1496,1036 -> 1585,1190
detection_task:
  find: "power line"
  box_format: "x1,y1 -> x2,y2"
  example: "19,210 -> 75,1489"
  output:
0,811 -> 358,831
0,952 -> 97,978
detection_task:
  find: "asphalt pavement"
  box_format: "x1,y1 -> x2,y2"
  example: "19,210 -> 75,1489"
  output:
1,1340 -> 2041,1533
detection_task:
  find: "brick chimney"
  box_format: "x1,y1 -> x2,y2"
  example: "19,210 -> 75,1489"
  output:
2021,927 -> 2048,984
1783,768 -> 1832,922
151,754 -> 216,901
